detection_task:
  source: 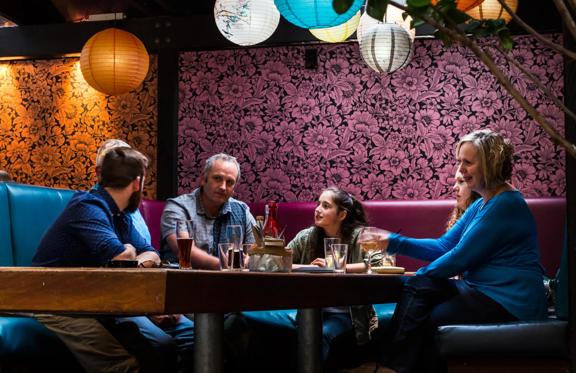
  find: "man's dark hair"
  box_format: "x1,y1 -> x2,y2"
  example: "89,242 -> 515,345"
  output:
100,147 -> 148,189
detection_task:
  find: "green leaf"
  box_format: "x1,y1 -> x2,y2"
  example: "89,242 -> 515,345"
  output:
366,0 -> 389,20
333,0 -> 354,14
498,30 -> 514,51
407,0 -> 432,8
411,17 -> 426,28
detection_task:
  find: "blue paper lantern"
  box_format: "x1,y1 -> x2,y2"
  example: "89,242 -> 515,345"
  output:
274,0 -> 364,29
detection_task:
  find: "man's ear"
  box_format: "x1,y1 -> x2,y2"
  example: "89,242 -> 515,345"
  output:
132,176 -> 142,192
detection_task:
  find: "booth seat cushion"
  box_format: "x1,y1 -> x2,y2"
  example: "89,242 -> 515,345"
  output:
0,317 -> 71,358
435,320 -> 569,358
6,183 -> 74,266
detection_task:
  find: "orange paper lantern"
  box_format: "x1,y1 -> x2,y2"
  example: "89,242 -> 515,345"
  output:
80,28 -> 149,96
466,0 -> 518,23
431,0 -> 485,12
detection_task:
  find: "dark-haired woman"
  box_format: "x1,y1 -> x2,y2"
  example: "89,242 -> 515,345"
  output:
287,187 -> 378,362
242,187 -> 379,368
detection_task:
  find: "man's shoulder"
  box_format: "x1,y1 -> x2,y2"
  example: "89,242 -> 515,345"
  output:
228,197 -> 250,209
167,190 -> 198,206
65,191 -> 111,217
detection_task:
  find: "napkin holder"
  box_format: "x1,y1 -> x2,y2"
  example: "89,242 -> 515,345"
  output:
248,237 -> 292,273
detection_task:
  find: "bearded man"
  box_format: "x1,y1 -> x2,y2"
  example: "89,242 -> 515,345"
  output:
32,147 -> 164,373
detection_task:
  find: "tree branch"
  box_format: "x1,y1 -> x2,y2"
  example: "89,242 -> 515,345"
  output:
489,41 -> 576,124
495,0 -> 576,61
552,0 -> 576,41
389,0 -> 576,158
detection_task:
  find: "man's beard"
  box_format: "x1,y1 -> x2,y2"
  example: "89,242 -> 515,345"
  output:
125,190 -> 142,213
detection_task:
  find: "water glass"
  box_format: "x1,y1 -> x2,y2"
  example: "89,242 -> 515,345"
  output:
330,243 -> 348,273
324,237 -> 341,269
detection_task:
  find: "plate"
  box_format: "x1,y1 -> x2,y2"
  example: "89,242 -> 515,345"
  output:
292,265 -> 335,273
371,266 -> 405,274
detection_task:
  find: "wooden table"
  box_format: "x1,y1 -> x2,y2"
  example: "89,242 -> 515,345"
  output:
0,267 -> 404,373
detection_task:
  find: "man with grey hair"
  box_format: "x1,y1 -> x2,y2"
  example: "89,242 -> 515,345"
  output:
95,139 -> 151,242
160,153 -> 256,269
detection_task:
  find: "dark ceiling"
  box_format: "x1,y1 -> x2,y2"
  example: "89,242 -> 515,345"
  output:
0,0 -> 562,33
0,0 -> 214,26
0,0 -> 563,59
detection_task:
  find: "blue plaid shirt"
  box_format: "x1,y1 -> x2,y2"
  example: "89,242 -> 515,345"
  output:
160,188 -> 256,261
33,188 -> 155,267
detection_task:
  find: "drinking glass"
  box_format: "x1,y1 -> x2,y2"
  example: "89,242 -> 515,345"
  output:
330,243 -> 348,273
225,225 -> 244,271
218,243 -> 236,271
324,237 -> 341,269
176,220 -> 194,269
358,227 -> 389,274
227,225 -> 243,249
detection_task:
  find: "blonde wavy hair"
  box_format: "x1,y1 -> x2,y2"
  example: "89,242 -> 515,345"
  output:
456,129 -> 514,191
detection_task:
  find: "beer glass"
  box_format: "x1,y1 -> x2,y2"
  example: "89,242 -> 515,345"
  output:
176,220 -> 194,269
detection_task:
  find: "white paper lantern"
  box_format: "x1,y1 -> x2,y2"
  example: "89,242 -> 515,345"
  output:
466,0 -> 518,24
214,0 -> 280,46
357,5 -> 415,41
309,11 -> 361,43
359,23 -> 413,73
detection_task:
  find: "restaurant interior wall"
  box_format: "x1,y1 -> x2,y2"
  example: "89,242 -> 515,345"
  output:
0,57 -> 158,198
0,35 -> 565,203
178,34 -> 565,202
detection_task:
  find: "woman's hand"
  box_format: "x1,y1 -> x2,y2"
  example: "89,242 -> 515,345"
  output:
311,258 -> 326,267
359,227 -> 391,253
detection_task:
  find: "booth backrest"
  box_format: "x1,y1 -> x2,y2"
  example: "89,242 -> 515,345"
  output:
1,184 -> 565,277
247,198 -> 566,276
0,184 -> 13,266
138,199 -> 165,251
0,183 -> 75,266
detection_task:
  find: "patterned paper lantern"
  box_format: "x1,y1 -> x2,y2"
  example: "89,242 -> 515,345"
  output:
309,11 -> 361,43
356,5 -> 415,41
214,0 -> 280,46
359,23 -> 413,73
274,0 -> 364,29
466,0 -> 518,23
80,28 -> 149,96
431,0 -> 485,12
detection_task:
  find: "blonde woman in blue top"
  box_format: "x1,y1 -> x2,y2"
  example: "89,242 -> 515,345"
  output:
353,130 -> 547,373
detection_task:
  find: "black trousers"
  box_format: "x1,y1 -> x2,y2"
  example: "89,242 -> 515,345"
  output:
383,275 -> 516,373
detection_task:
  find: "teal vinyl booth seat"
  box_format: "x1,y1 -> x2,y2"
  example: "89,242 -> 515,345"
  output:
0,183 -> 81,371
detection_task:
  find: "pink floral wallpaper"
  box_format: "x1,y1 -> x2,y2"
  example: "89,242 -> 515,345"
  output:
178,34 -> 565,202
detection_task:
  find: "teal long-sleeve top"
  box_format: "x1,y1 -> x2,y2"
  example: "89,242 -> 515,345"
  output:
387,190 -> 547,321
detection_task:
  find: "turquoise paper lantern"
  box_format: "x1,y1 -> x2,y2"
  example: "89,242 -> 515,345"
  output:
274,0 -> 364,29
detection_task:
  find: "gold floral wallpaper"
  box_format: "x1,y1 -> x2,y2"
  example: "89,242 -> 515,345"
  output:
0,57 -> 158,198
